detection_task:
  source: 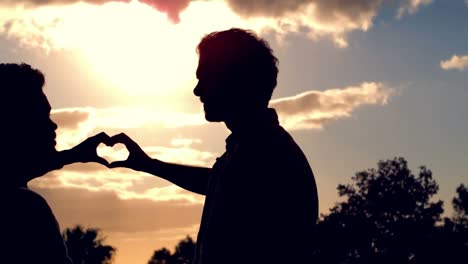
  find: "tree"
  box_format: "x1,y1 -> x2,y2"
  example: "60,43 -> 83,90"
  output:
148,247 -> 173,264
433,184 -> 468,264
172,236 -> 196,264
452,184 -> 468,227
148,235 -> 196,264
63,225 -> 116,264
312,157 -> 444,264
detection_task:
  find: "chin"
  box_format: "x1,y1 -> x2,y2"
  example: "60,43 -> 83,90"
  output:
203,103 -> 232,122
204,113 -> 223,122
42,146 -> 58,157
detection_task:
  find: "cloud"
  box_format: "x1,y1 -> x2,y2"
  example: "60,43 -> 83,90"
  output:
52,108 -> 91,130
51,106 -> 207,150
143,144 -> 216,168
139,0 -> 191,22
397,0 -> 433,19
37,108 -> 217,201
227,0 -> 380,24
226,0 -> 381,48
271,82 -> 393,130
31,185 -> 202,264
41,138 -> 216,199
52,108 -> 97,150
32,185 -> 203,233
0,0 -> 191,22
32,169 -> 205,204
440,54 -> 468,71
50,83 -> 394,153
0,0 -> 435,51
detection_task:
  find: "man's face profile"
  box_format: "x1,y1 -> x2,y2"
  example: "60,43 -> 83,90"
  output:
194,54 -> 240,122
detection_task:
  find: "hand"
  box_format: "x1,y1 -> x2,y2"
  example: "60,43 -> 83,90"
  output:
63,132 -> 112,167
107,132 -> 152,171
26,132 -> 111,182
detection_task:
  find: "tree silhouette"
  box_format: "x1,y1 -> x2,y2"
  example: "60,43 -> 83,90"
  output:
172,236 -> 196,264
63,225 -> 116,264
312,157 -> 445,264
148,247 -> 173,264
452,184 -> 468,227
144,157 -> 467,264
148,235 -> 196,264
433,184 -> 468,264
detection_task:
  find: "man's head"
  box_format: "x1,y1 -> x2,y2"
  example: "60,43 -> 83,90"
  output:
193,28 -> 279,122
0,63 -> 58,180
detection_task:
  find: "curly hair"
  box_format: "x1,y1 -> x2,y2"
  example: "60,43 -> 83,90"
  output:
0,63 -> 45,96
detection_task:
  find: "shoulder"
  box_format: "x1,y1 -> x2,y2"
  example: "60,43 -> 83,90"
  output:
5,187 -> 56,220
13,187 -> 49,206
0,187 -> 59,235
262,126 -> 308,159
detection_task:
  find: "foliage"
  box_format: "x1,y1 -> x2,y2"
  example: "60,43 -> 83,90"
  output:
311,157 -> 467,264
452,184 -> 468,226
146,157 -> 467,264
148,235 -> 196,264
63,225 -> 116,264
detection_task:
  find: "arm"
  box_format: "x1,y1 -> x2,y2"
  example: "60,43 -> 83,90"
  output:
28,132 -> 112,182
108,133 -> 211,195
57,132 -> 111,167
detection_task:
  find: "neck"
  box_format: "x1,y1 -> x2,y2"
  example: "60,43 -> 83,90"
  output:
224,107 -> 271,133
4,167 -> 28,188
4,178 -> 27,189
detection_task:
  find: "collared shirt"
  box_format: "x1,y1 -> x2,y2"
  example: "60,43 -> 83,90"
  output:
194,108 -> 318,264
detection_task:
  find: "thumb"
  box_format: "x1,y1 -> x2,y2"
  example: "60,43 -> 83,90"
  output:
108,160 -> 128,168
95,157 -> 110,167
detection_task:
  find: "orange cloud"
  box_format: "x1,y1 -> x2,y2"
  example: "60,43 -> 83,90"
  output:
32,169 -> 205,204
440,54 -> 468,71
33,185 -> 203,232
33,183 -> 202,264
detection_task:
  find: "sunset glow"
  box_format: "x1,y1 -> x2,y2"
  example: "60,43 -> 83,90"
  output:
2,1 -> 467,264
1,1 -> 254,97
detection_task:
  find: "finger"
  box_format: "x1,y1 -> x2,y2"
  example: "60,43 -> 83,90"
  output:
108,160 -> 128,168
109,133 -> 140,151
91,132 -> 111,145
95,157 -> 110,167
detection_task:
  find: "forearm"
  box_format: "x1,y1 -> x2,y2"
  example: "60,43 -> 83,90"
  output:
56,149 -> 75,168
140,159 -> 211,195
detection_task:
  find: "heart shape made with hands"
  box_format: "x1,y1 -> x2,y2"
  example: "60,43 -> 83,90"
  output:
96,143 -> 129,163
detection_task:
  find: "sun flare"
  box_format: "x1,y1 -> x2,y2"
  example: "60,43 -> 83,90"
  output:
1,1 -> 255,98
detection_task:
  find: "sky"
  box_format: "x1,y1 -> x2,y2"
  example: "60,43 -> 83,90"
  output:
1,0 -> 467,263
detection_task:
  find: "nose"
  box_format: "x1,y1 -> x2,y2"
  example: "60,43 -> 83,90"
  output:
50,119 -> 58,131
193,81 -> 201,97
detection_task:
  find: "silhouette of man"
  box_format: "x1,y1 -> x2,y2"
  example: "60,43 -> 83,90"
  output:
0,63 -> 111,264
109,28 -> 319,263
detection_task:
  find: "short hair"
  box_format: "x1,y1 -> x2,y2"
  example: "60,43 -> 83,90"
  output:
196,28 -> 279,105
0,63 -> 45,123
0,62 -> 45,96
